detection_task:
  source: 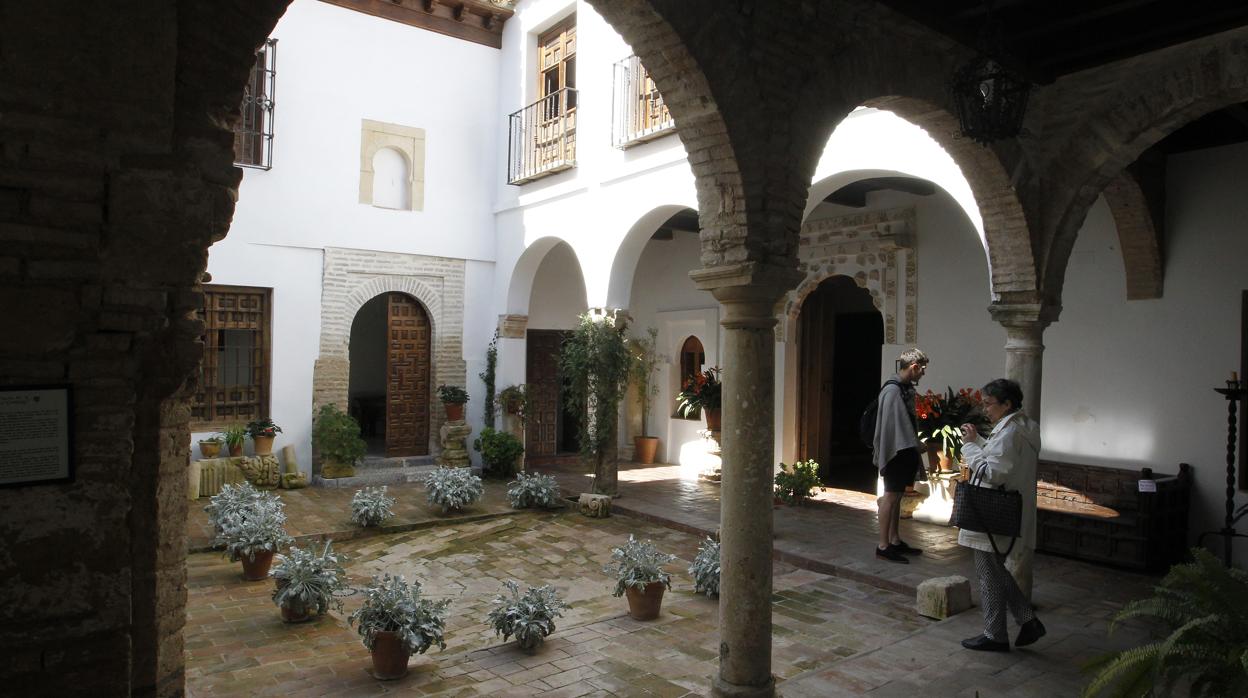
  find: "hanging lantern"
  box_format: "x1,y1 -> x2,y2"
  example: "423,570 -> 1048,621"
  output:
951,53 -> 1031,145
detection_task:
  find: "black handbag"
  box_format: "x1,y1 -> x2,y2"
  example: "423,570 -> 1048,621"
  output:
952,464 -> 1022,556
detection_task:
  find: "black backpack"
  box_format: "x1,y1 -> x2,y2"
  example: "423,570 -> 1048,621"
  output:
859,379 -> 902,449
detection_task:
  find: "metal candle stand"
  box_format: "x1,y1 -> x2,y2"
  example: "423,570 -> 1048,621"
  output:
1198,384 -> 1248,567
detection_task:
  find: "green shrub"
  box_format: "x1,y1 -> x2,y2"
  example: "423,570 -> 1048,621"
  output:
437,384 -> 469,404
774,459 -> 822,504
474,427 -> 524,477
312,404 -> 366,466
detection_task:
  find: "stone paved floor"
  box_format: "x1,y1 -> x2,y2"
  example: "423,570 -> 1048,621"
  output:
185,468 -> 1161,696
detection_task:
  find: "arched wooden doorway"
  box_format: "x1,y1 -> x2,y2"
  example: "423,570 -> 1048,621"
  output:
349,292 -> 431,457
798,276 -> 882,493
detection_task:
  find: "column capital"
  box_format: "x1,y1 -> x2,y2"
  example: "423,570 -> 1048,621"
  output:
987,302 -> 1061,330
497,314 -> 527,339
690,262 -> 804,329
587,307 -> 630,330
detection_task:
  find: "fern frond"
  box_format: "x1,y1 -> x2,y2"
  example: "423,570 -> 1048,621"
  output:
1083,642 -> 1164,698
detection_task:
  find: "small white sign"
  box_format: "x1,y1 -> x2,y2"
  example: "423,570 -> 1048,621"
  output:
0,386 -> 72,487
1138,479 -> 1157,493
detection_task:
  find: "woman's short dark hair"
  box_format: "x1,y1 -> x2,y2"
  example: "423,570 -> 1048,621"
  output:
983,378 -> 1023,412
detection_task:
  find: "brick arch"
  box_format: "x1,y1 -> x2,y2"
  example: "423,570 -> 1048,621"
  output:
1102,171 -> 1163,300
1039,28 -> 1248,303
327,277 -> 443,359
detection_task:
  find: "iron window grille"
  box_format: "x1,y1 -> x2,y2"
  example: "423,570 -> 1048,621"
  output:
612,54 -> 674,148
234,38 -> 277,170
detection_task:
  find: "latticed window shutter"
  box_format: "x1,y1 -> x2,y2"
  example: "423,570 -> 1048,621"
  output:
191,286 -> 271,429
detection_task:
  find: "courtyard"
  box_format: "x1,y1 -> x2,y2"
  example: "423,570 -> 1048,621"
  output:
185,466 -> 1157,696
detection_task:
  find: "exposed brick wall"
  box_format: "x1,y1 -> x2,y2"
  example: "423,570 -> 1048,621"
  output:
1102,169 -> 1164,300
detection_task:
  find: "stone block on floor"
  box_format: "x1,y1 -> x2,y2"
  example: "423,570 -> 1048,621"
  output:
578,493 -> 611,518
916,575 -> 972,619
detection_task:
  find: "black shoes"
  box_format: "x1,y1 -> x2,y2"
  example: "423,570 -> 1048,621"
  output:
1015,618 -> 1047,647
875,546 -> 909,563
889,539 -> 922,555
961,635 -> 1010,652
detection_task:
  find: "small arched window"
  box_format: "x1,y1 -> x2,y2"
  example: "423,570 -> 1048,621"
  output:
678,335 -> 705,418
371,147 -> 410,210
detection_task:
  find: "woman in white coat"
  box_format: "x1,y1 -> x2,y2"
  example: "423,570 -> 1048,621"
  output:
957,378 -> 1046,652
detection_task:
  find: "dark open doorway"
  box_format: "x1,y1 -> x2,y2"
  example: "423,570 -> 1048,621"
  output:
798,276 -> 883,493
348,293 -> 431,457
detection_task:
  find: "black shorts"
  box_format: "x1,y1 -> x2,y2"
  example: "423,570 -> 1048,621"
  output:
882,448 -> 921,493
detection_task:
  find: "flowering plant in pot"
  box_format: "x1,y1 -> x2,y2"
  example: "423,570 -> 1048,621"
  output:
436,384 -> 469,421
675,367 -> 722,429
246,418 -> 283,456
211,487 -> 292,580
486,579 -> 569,653
629,327 -> 661,464
915,387 -> 992,471
270,540 -> 347,622
349,574 -> 450,680
603,535 -> 675,620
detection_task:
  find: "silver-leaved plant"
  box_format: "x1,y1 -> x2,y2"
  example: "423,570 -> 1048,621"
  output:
271,540 -> 347,617
351,486 -> 396,527
423,466 -> 484,513
688,537 -> 721,597
486,579 -> 568,651
603,534 -> 675,597
348,574 -> 451,654
506,472 -> 561,509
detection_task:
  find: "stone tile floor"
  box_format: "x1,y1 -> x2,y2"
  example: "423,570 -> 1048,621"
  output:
185,469 -> 1160,696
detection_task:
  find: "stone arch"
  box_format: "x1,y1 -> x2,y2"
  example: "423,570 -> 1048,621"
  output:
1040,28 -> 1248,302
606,204 -> 697,309
1102,171 -> 1164,300
506,236 -> 588,315
329,276 -> 443,359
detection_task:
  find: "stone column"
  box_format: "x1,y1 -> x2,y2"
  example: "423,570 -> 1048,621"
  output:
988,303 -> 1058,600
692,263 -> 803,698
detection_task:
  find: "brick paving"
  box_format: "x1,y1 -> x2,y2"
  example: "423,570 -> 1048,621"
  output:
185,468 -> 1161,696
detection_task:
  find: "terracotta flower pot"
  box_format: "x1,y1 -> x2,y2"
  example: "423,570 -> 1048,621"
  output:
228,443 -> 244,457
444,402 -> 464,422
198,440 -> 222,459
634,436 -> 659,464
925,444 -> 953,474
240,549 -> 275,581
704,408 -> 721,432
624,580 -> 666,621
253,435 -> 275,456
369,630 -> 411,680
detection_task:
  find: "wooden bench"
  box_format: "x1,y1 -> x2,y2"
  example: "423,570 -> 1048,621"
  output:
1035,460 -> 1192,572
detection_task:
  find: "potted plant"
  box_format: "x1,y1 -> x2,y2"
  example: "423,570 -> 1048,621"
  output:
559,310 -> 632,496
689,537 -> 721,598
270,540 -> 347,623
211,488 -> 292,580
676,367 -> 722,431
473,427 -> 524,478
246,418 -> 283,456
437,384 -> 469,422
220,423 -> 249,457
422,466 -> 483,513
203,481 -> 263,537
629,327 -> 661,464
351,486 -> 396,527
603,534 -> 675,621
773,459 -> 823,505
915,387 -> 993,473
349,574 -> 450,681
498,384 -> 527,422
506,471 -> 562,509
312,403 -> 366,479
197,435 -> 224,459
486,579 -> 569,653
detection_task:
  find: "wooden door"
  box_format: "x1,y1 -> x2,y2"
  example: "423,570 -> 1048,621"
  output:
385,293 -> 430,457
525,330 -> 564,458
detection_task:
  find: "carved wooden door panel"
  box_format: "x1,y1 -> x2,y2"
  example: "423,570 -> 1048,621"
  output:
385,293 -> 430,457
525,330 -> 563,458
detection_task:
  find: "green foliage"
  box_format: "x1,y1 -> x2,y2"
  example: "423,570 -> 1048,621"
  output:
486,579 -> 569,651
199,435 -> 223,445
437,384 -> 469,404
219,423 -> 248,449
506,471 -> 562,509
559,312 -> 632,462
1083,548 -> 1248,698
689,537 -> 721,597
271,540 -> 347,617
675,367 -> 721,418
774,459 -> 823,504
629,327 -> 661,436
480,331 -> 498,429
210,486 -> 292,562
473,427 -> 524,478
349,574 -> 450,654
603,535 -> 675,597
423,466 -> 484,512
499,384 -> 528,424
312,404 -> 366,466
351,486 -> 396,527
245,418 -> 282,439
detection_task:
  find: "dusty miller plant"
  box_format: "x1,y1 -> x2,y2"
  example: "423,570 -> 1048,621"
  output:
486,579 -> 569,651
559,311 -> 631,495
689,537 -> 721,597
603,534 -> 675,597
423,466 -> 484,512
212,489 -> 292,562
348,574 -> 450,654
506,471 -> 561,509
271,540 -> 347,617
204,481 -> 264,536
351,486 -> 396,527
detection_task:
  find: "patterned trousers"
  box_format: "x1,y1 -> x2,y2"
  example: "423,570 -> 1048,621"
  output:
974,549 -> 1035,642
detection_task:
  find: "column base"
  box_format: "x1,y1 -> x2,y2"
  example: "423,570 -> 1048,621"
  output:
711,675 -> 775,698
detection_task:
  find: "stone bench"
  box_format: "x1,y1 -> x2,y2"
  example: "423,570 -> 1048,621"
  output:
1036,460 -> 1192,572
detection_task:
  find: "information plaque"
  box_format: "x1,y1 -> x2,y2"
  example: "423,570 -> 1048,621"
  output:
0,386 -> 73,487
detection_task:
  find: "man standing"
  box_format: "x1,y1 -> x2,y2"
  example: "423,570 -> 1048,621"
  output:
872,348 -> 928,563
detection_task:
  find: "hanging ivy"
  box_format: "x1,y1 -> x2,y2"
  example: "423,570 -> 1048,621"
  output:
479,331 -> 498,429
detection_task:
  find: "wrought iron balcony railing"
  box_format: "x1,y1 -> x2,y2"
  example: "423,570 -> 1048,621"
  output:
507,87 -> 577,185
612,55 -> 674,148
